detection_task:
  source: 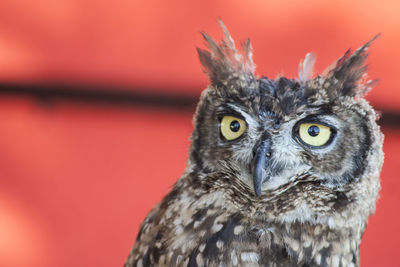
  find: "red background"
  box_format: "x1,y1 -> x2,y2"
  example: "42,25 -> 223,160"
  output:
0,1 -> 399,266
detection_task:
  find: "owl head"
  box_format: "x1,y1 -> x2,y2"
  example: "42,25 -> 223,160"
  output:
188,22 -> 383,227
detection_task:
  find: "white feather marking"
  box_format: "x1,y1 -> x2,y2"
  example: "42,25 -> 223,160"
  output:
196,254 -> 204,266
331,255 -> 340,267
240,252 -> 259,263
193,221 -> 201,228
175,225 -> 183,234
231,250 -> 239,265
211,223 -> 223,233
315,254 -> 321,264
328,217 -> 336,228
233,225 -> 244,235
299,53 -> 316,82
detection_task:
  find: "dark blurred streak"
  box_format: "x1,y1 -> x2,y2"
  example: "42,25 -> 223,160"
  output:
0,82 -> 399,126
0,83 -> 199,113
379,111 -> 400,128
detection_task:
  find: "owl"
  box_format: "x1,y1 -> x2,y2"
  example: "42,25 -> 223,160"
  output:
125,22 -> 384,267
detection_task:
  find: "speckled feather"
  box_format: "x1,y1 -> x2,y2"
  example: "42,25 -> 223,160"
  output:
126,22 -> 383,267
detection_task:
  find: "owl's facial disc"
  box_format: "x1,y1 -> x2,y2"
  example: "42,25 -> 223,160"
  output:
253,132 -> 272,197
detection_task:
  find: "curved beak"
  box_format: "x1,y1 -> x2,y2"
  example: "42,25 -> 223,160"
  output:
253,133 -> 272,197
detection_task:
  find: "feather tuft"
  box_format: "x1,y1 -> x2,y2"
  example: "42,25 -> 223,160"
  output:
299,53 -> 316,82
323,34 -> 380,97
197,20 -> 256,86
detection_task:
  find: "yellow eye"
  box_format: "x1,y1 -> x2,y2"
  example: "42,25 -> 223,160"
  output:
220,116 -> 247,140
298,123 -> 332,147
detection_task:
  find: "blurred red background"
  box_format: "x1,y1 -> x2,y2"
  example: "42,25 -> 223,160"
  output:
0,1 -> 399,266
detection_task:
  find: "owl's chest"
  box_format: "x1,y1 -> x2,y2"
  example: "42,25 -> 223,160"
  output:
179,217 -> 300,267
179,218 -> 356,267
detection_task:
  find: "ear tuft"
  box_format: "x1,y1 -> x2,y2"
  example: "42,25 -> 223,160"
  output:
197,20 -> 255,86
324,34 -> 380,97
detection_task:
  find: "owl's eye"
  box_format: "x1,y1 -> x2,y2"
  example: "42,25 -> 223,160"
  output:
220,115 -> 247,140
298,123 -> 332,147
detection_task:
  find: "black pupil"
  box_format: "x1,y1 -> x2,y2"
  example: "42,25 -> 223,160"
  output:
230,120 -> 241,132
308,125 -> 320,137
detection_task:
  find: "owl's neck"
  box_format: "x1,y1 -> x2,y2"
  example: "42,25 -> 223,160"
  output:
268,221 -> 361,266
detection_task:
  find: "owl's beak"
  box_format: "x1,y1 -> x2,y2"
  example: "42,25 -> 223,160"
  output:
253,133 -> 272,197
